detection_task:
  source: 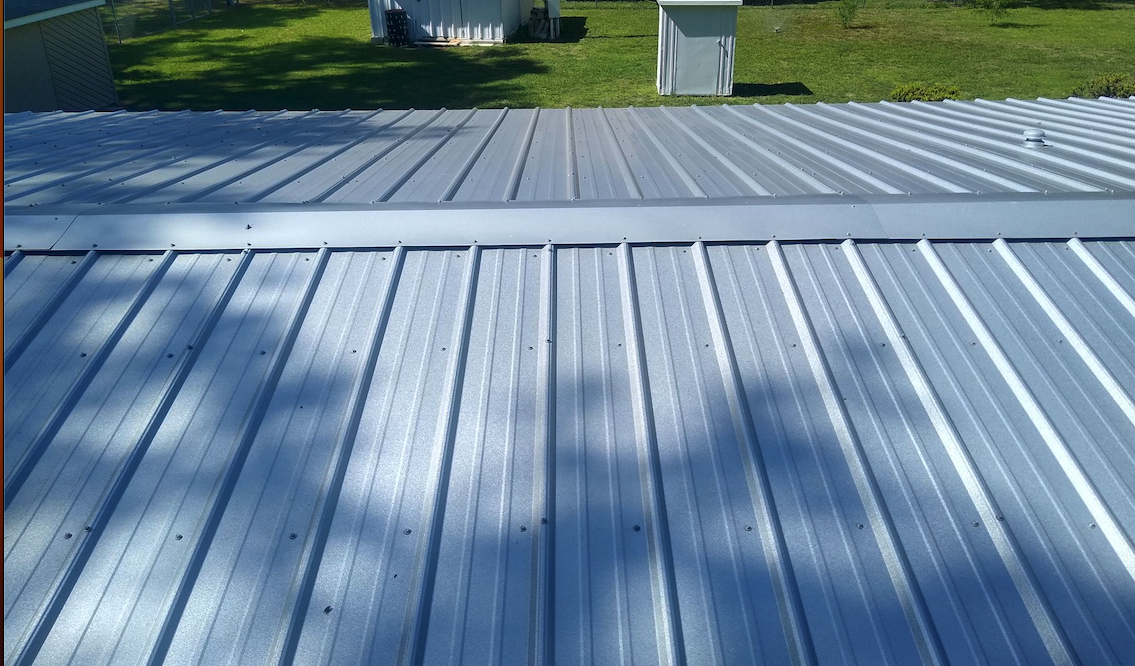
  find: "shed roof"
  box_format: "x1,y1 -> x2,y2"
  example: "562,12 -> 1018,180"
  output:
5,99 -> 1135,666
4,0 -> 104,27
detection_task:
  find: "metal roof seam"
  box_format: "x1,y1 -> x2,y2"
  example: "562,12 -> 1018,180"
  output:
180,109 -> 384,204
440,108 -> 510,203
3,248 -> 98,371
768,239 -> 950,666
617,241 -> 686,665
7,249 -> 255,666
1068,238 -> 1135,321
625,107 -> 708,198
146,248 -> 330,666
841,239 -> 1077,665
916,239 -> 1135,583
691,240 -> 817,666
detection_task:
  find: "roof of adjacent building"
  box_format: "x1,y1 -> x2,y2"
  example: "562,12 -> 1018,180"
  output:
5,98 -> 1135,666
4,0 -> 104,27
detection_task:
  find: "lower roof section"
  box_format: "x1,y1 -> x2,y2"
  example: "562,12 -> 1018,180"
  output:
6,237 -> 1135,665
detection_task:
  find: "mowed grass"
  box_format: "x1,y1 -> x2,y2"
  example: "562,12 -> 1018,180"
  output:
107,0 -> 1135,110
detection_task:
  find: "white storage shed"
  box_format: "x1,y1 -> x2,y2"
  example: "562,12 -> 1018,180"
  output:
367,0 -> 533,44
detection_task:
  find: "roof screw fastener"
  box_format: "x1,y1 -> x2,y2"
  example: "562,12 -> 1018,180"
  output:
80,352 -> 87,358
176,534 -> 183,540
1022,129 -> 1046,148
541,518 -> 548,524
744,525 -> 752,532
972,521 -> 980,527
856,523 -> 864,530
1090,523 -> 1097,529
324,606 -> 333,614
260,350 -> 267,355
92,244 -> 98,248
404,529 -> 412,535
84,526 -> 91,532
64,533 -> 73,539
246,225 -> 252,230
996,515 -> 1004,521
167,353 -> 174,358
633,525 -> 641,532
290,533 -> 298,539
520,526 -> 527,532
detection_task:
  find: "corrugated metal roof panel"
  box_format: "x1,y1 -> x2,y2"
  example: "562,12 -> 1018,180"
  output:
7,238 -> 1135,665
7,98 -> 1135,207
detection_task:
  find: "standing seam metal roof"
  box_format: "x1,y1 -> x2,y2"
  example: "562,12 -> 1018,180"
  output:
5,98 -> 1135,666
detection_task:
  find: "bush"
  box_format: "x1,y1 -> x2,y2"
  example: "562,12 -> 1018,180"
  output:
969,0 -> 1007,23
1071,73 -> 1135,99
889,83 -> 962,102
837,0 -> 859,28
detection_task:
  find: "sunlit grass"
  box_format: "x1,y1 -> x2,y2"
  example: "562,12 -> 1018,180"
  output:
107,0 -> 1135,109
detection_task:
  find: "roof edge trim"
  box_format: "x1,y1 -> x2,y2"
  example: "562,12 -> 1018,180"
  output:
4,0 -> 104,29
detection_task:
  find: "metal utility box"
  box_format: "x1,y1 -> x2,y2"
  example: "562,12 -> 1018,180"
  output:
656,0 -> 741,96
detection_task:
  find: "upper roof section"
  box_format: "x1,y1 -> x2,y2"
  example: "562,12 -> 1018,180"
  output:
5,98 -> 1135,251
4,0 -> 103,27
6,98 -> 1135,207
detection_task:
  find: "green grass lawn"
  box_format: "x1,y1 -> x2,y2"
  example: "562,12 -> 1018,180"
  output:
106,0 -> 1135,110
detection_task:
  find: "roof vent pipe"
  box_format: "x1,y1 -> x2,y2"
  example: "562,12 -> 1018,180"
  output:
1022,129 -> 1047,148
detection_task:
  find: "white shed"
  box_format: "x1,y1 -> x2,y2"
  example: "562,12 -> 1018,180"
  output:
367,0 -> 533,44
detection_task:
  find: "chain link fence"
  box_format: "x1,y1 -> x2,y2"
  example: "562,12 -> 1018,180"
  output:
100,0 -> 214,42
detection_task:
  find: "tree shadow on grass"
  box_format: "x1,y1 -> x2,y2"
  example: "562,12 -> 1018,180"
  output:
111,26 -> 549,110
733,82 -> 814,96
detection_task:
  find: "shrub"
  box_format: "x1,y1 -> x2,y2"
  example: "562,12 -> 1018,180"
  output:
837,0 -> 859,28
970,0 -> 1007,23
1071,73 -> 1135,99
889,83 -> 962,102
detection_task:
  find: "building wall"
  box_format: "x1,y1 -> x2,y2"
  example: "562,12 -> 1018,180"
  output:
4,22 -> 59,111
4,7 -> 117,112
368,0 -> 514,43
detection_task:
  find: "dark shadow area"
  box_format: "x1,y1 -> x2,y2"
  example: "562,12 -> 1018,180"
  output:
990,20 -> 1047,27
732,82 -> 814,97
509,16 -> 588,43
110,10 -> 550,110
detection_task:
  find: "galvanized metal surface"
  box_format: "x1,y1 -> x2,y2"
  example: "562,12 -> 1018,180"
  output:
6,237 -> 1135,665
6,98 -> 1135,209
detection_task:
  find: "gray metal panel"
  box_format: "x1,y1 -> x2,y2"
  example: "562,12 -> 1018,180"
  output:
8,239 -> 1135,665
8,98 -> 1135,207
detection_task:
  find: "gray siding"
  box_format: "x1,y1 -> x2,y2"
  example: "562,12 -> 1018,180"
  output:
4,23 -> 59,112
3,7 -> 116,112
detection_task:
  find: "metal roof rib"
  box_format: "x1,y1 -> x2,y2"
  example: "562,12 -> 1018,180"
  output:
6,98 -> 1135,665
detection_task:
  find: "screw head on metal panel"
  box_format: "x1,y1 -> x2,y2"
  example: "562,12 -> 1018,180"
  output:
1090,523 -> 1097,529
93,244 -> 98,247
972,521 -> 980,527
324,606 -> 333,614
541,518 -> 548,524
856,523 -> 864,530
247,225 -> 252,230
290,533 -> 298,539
520,526 -> 527,532
404,529 -> 412,535
84,526 -> 91,532
633,525 -> 641,532
167,353 -> 174,358
80,352 -> 87,357
176,534 -> 183,540
744,525 -> 753,531
64,533 -> 73,539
